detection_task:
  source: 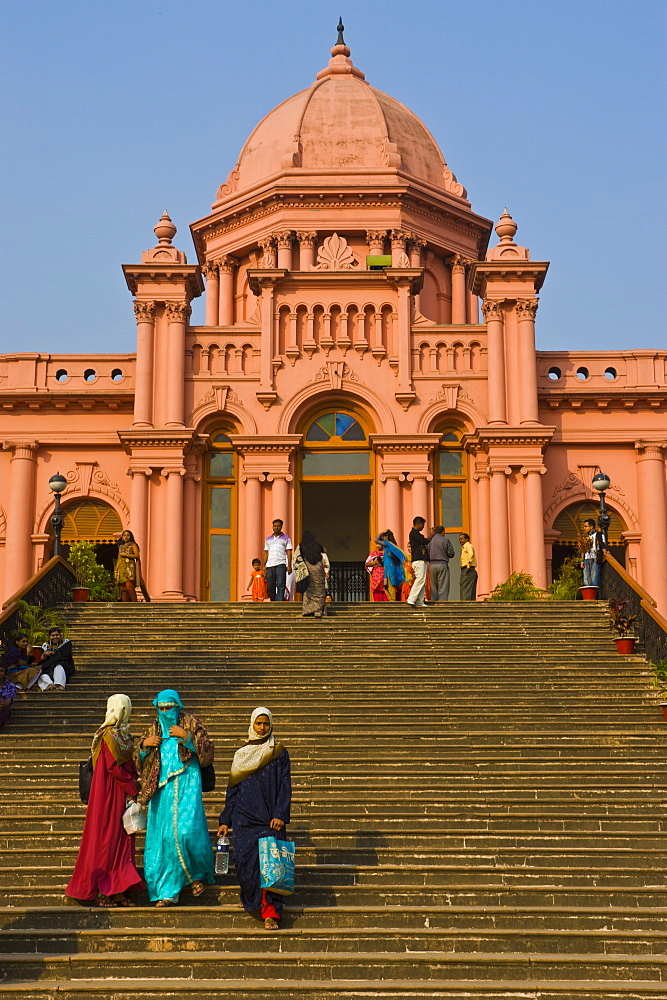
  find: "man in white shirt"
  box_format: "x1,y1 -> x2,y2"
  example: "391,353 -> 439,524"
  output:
581,518 -> 607,589
261,519 -> 293,602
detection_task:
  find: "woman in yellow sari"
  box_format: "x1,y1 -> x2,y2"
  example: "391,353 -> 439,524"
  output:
115,530 -> 141,602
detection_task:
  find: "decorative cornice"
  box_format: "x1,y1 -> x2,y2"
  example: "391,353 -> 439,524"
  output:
117,429 -> 202,453
462,426 -> 556,450
370,434 -> 441,454
229,434 -> 302,454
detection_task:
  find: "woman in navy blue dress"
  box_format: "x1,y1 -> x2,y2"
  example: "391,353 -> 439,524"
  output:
217,707 -> 291,929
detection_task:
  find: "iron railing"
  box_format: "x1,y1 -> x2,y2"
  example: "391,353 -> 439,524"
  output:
599,553 -> 667,664
0,556 -> 77,650
328,562 -> 369,603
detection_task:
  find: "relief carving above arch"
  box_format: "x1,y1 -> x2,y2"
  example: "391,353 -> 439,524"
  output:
34,465 -> 130,534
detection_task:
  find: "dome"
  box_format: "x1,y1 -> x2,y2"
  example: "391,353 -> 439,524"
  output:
214,35 -> 467,205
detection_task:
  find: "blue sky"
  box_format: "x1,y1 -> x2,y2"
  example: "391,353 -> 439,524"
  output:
0,0 -> 665,355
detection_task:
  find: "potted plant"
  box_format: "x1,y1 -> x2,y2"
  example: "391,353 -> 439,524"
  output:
488,572 -> 547,601
68,541 -> 115,602
548,555 -> 583,601
606,597 -> 639,654
650,661 -> 667,721
576,533 -> 598,600
15,600 -> 68,662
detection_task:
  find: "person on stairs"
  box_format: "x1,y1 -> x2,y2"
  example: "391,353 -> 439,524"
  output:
115,529 -> 141,602
0,663 -> 19,728
136,689 -> 216,906
1,634 -> 42,691
66,694 -> 145,907
38,627 -> 75,692
459,532 -> 478,601
406,517 -> 433,607
217,707 -> 292,931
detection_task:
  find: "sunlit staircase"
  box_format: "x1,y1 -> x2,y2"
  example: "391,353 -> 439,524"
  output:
1,601 -> 666,999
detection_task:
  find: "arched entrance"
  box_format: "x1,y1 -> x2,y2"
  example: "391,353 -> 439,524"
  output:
59,497 -> 123,574
299,408 -> 372,601
551,500 -> 627,580
202,427 -> 237,601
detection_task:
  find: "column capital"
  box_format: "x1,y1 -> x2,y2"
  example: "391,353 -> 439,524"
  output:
635,440 -> 666,459
515,297 -> 539,320
125,467 -> 153,479
519,464 -> 547,476
3,440 -> 38,459
201,262 -> 219,280
160,466 -> 186,478
366,229 -> 387,247
297,231 -> 317,248
133,300 -> 156,323
165,301 -> 191,323
276,230 -> 295,249
488,463 -> 512,476
482,299 -> 505,322
218,254 -> 238,274
450,253 -> 468,274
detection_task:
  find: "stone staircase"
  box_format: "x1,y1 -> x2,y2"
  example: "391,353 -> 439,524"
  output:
1,601 -> 666,999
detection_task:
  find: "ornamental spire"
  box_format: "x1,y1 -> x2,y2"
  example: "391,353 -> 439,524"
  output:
336,17 -> 345,46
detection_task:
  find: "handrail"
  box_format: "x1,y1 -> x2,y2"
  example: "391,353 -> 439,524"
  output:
2,556 -> 76,610
0,602 -> 18,631
602,552 -> 657,607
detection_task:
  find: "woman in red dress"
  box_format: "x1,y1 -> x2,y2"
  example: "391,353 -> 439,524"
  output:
66,694 -> 145,907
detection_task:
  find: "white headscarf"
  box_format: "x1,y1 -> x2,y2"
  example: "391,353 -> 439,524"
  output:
228,706 -> 281,787
92,694 -> 133,764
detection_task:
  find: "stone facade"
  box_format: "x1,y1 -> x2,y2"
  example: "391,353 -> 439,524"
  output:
1,37 -> 665,611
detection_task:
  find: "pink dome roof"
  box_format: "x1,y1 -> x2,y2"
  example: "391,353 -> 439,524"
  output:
214,40 -> 466,204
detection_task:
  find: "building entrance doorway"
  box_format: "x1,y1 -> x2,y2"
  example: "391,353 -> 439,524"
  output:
301,481 -> 370,601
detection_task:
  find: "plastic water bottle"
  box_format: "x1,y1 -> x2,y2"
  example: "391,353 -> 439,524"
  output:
215,834 -> 230,875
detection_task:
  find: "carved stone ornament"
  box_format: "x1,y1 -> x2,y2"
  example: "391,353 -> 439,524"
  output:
315,234 -> 359,271
297,232 -> 317,248
434,384 -> 460,410
314,362 -> 360,390
201,262 -> 219,281
219,255 -> 238,274
133,301 -> 156,323
165,301 -> 191,322
442,158 -> 467,199
259,238 -> 277,268
366,230 -> 386,251
550,471 -> 583,500
201,385 -> 241,411
276,230 -> 295,249
396,252 -> 411,268
515,298 -> 539,320
482,299 -> 505,323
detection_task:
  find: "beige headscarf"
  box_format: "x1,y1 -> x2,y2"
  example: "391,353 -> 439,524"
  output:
228,706 -> 284,787
91,694 -> 134,766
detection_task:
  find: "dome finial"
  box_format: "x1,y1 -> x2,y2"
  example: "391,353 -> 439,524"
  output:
336,17 -> 345,46
154,210 -> 176,245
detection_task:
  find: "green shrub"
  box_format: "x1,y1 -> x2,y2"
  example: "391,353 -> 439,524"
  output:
68,541 -> 115,601
15,600 -> 68,645
650,660 -> 667,699
488,572 -> 546,601
548,556 -> 583,601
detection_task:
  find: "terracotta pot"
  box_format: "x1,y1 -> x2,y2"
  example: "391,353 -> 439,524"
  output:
72,587 -> 91,602
661,704 -> 667,722
614,636 -> 637,655
579,586 -> 598,601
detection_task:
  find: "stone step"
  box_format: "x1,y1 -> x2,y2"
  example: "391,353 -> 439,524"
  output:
2,948 -> 666,984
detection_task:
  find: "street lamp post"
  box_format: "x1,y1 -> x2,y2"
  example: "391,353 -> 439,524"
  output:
48,473 -> 68,557
591,471 -> 611,546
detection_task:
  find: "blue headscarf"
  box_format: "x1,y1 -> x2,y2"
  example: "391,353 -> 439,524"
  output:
376,536 -> 406,587
152,689 -> 183,740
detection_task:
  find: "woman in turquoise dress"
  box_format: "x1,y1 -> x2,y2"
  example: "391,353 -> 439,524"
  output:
135,689 -> 215,906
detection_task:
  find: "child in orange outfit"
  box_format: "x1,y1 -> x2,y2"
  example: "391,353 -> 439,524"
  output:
247,559 -> 269,602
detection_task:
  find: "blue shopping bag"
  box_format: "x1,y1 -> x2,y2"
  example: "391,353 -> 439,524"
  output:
258,835 -> 296,896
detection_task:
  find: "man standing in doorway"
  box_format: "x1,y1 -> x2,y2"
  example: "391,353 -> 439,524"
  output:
262,519 -> 293,602
459,533 -> 478,601
581,518 -> 607,589
407,516 -> 431,608
428,526 -> 455,602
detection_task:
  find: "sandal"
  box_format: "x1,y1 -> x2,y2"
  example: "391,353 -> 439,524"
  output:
264,917 -> 279,930
155,899 -> 174,907
190,881 -> 205,897
96,896 -> 118,908
114,895 -> 136,907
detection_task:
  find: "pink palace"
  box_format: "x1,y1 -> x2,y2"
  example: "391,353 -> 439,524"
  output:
1,34 -> 666,612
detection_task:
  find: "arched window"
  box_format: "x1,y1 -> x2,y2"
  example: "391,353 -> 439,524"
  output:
436,430 -> 467,532
302,410 -> 370,477
61,498 -> 122,541
205,428 -> 237,601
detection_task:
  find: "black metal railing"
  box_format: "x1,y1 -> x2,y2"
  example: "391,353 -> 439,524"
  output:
599,553 -> 667,664
0,556 -> 77,650
328,562 -> 369,603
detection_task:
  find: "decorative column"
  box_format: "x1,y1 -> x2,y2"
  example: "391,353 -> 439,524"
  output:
164,302 -> 189,427
366,230 -> 386,257
218,256 -> 237,326
202,262 -> 220,327
521,465 -> 547,588
276,231 -> 294,270
411,476 -> 432,526
271,477 -> 291,535
408,237 -> 426,268
3,442 -> 38,597
162,468 -> 185,599
635,441 -> 667,613
382,476 -> 402,535
297,232 -> 317,270
515,298 -> 540,424
393,276 -> 415,407
183,452 -> 201,601
128,468 -> 150,556
390,229 -> 408,267
482,299 -> 507,424
488,465 -> 511,588
451,255 -> 467,324
472,458 -> 491,599
132,301 -> 156,427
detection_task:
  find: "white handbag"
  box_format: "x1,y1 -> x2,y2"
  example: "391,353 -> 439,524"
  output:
122,800 -> 147,834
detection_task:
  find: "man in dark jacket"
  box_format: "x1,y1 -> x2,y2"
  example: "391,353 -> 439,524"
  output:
407,516 -> 432,607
